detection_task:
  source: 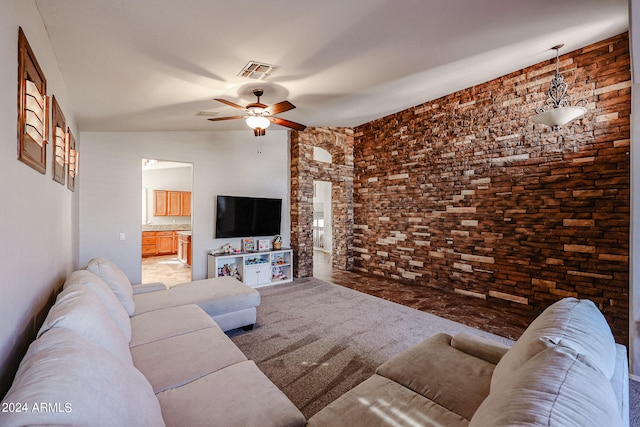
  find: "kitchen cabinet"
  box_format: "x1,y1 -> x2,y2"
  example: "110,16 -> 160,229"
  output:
180,192 -> 191,216
154,191 -> 167,216
168,191 -> 182,216
153,190 -> 192,217
178,232 -> 192,266
142,231 -> 157,257
142,230 -> 183,257
156,231 -> 175,255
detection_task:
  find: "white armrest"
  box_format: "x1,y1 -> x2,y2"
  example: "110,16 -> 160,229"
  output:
132,282 -> 168,294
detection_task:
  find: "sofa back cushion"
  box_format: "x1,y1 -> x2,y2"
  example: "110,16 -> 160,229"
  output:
0,328 -> 165,427
470,345 -> 623,427
38,284 -> 133,365
492,298 -> 616,390
84,257 -> 135,315
64,269 -> 132,341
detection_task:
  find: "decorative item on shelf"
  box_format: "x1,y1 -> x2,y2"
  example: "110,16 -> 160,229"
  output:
218,263 -> 240,280
258,239 -> 270,251
531,44 -> 587,130
273,234 -> 282,250
272,266 -> 286,281
242,238 -> 255,252
221,243 -> 235,254
273,255 -> 285,265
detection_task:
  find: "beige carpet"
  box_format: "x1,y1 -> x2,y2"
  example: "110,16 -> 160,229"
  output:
228,277 -> 513,419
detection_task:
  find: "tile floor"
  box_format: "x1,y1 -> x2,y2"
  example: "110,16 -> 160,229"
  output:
312,250 -> 536,340
141,255 -> 192,287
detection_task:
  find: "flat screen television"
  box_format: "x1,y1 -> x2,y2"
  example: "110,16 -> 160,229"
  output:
216,195 -> 282,238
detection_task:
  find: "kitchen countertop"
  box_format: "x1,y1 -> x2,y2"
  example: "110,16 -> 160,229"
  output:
142,224 -> 191,232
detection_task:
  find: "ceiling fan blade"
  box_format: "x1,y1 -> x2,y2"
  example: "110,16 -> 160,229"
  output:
270,117 -> 306,131
266,100 -> 295,115
214,99 -> 246,110
207,116 -> 245,122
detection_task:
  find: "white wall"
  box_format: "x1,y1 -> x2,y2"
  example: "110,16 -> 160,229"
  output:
0,0 -> 79,392
79,130 -> 291,283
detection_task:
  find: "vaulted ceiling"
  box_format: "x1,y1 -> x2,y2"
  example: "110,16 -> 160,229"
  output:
35,0 -> 628,132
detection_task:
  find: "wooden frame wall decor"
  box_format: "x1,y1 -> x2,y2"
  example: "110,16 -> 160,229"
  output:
17,27 -> 48,174
51,96 -> 66,185
66,127 -> 78,191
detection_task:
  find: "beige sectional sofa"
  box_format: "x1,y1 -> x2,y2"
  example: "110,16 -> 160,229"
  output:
0,258 -> 305,427
308,298 -> 629,427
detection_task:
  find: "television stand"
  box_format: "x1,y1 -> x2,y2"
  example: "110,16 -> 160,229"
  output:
207,248 -> 293,288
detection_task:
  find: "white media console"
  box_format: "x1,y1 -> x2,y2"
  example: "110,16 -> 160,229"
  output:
207,248 -> 293,288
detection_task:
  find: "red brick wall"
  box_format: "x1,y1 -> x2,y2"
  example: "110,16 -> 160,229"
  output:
353,33 -> 630,344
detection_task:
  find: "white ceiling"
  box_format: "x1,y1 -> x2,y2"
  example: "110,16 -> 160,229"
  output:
34,0 -> 629,133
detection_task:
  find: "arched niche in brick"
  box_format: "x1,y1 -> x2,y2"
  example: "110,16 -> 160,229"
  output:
290,127 -> 354,278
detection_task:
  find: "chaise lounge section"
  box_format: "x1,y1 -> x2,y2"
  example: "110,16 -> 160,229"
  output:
308,297 -> 629,427
0,259 -> 305,427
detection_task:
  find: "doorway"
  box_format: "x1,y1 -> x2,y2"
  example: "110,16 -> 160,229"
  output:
313,180 -> 332,276
141,159 -> 193,286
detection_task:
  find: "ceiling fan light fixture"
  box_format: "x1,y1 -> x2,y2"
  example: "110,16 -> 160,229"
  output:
246,115 -> 271,130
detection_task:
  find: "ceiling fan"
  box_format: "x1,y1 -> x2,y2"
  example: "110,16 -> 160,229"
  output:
208,89 -> 306,136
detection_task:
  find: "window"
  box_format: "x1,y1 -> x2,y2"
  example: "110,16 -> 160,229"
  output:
313,147 -> 332,164
51,96 -> 66,185
67,128 -> 78,191
17,27 -> 48,174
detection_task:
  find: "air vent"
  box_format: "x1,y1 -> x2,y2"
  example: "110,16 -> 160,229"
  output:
238,61 -> 280,80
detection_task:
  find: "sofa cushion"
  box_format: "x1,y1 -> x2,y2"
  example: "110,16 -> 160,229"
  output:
0,328 -> 164,427
63,269 -> 132,341
470,345 -> 623,427
38,284 -> 133,365
156,360 -> 305,427
132,276 -> 260,317
492,298 -> 616,390
375,333 -> 495,420
84,257 -> 135,315
131,326 -> 247,393
130,304 -> 218,347
307,373 -> 469,427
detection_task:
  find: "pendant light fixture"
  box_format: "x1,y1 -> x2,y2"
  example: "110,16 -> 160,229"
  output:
532,44 -> 587,130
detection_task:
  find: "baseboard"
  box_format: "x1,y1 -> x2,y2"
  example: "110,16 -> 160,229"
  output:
630,373 -> 640,382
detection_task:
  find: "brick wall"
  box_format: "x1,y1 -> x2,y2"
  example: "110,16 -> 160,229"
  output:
352,33 -> 630,344
290,127 -> 354,278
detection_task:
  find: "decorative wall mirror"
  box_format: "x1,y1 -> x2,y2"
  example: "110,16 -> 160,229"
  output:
67,128 -> 78,191
17,27 -> 48,173
51,96 -> 66,185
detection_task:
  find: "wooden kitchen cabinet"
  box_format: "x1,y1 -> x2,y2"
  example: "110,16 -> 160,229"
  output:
178,232 -> 192,266
167,191 -> 182,216
153,190 -> 191,217
156,231 -> 175,254
154,191 -> 167,216
180,192 -> 191,216
142,231 -> 157,257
